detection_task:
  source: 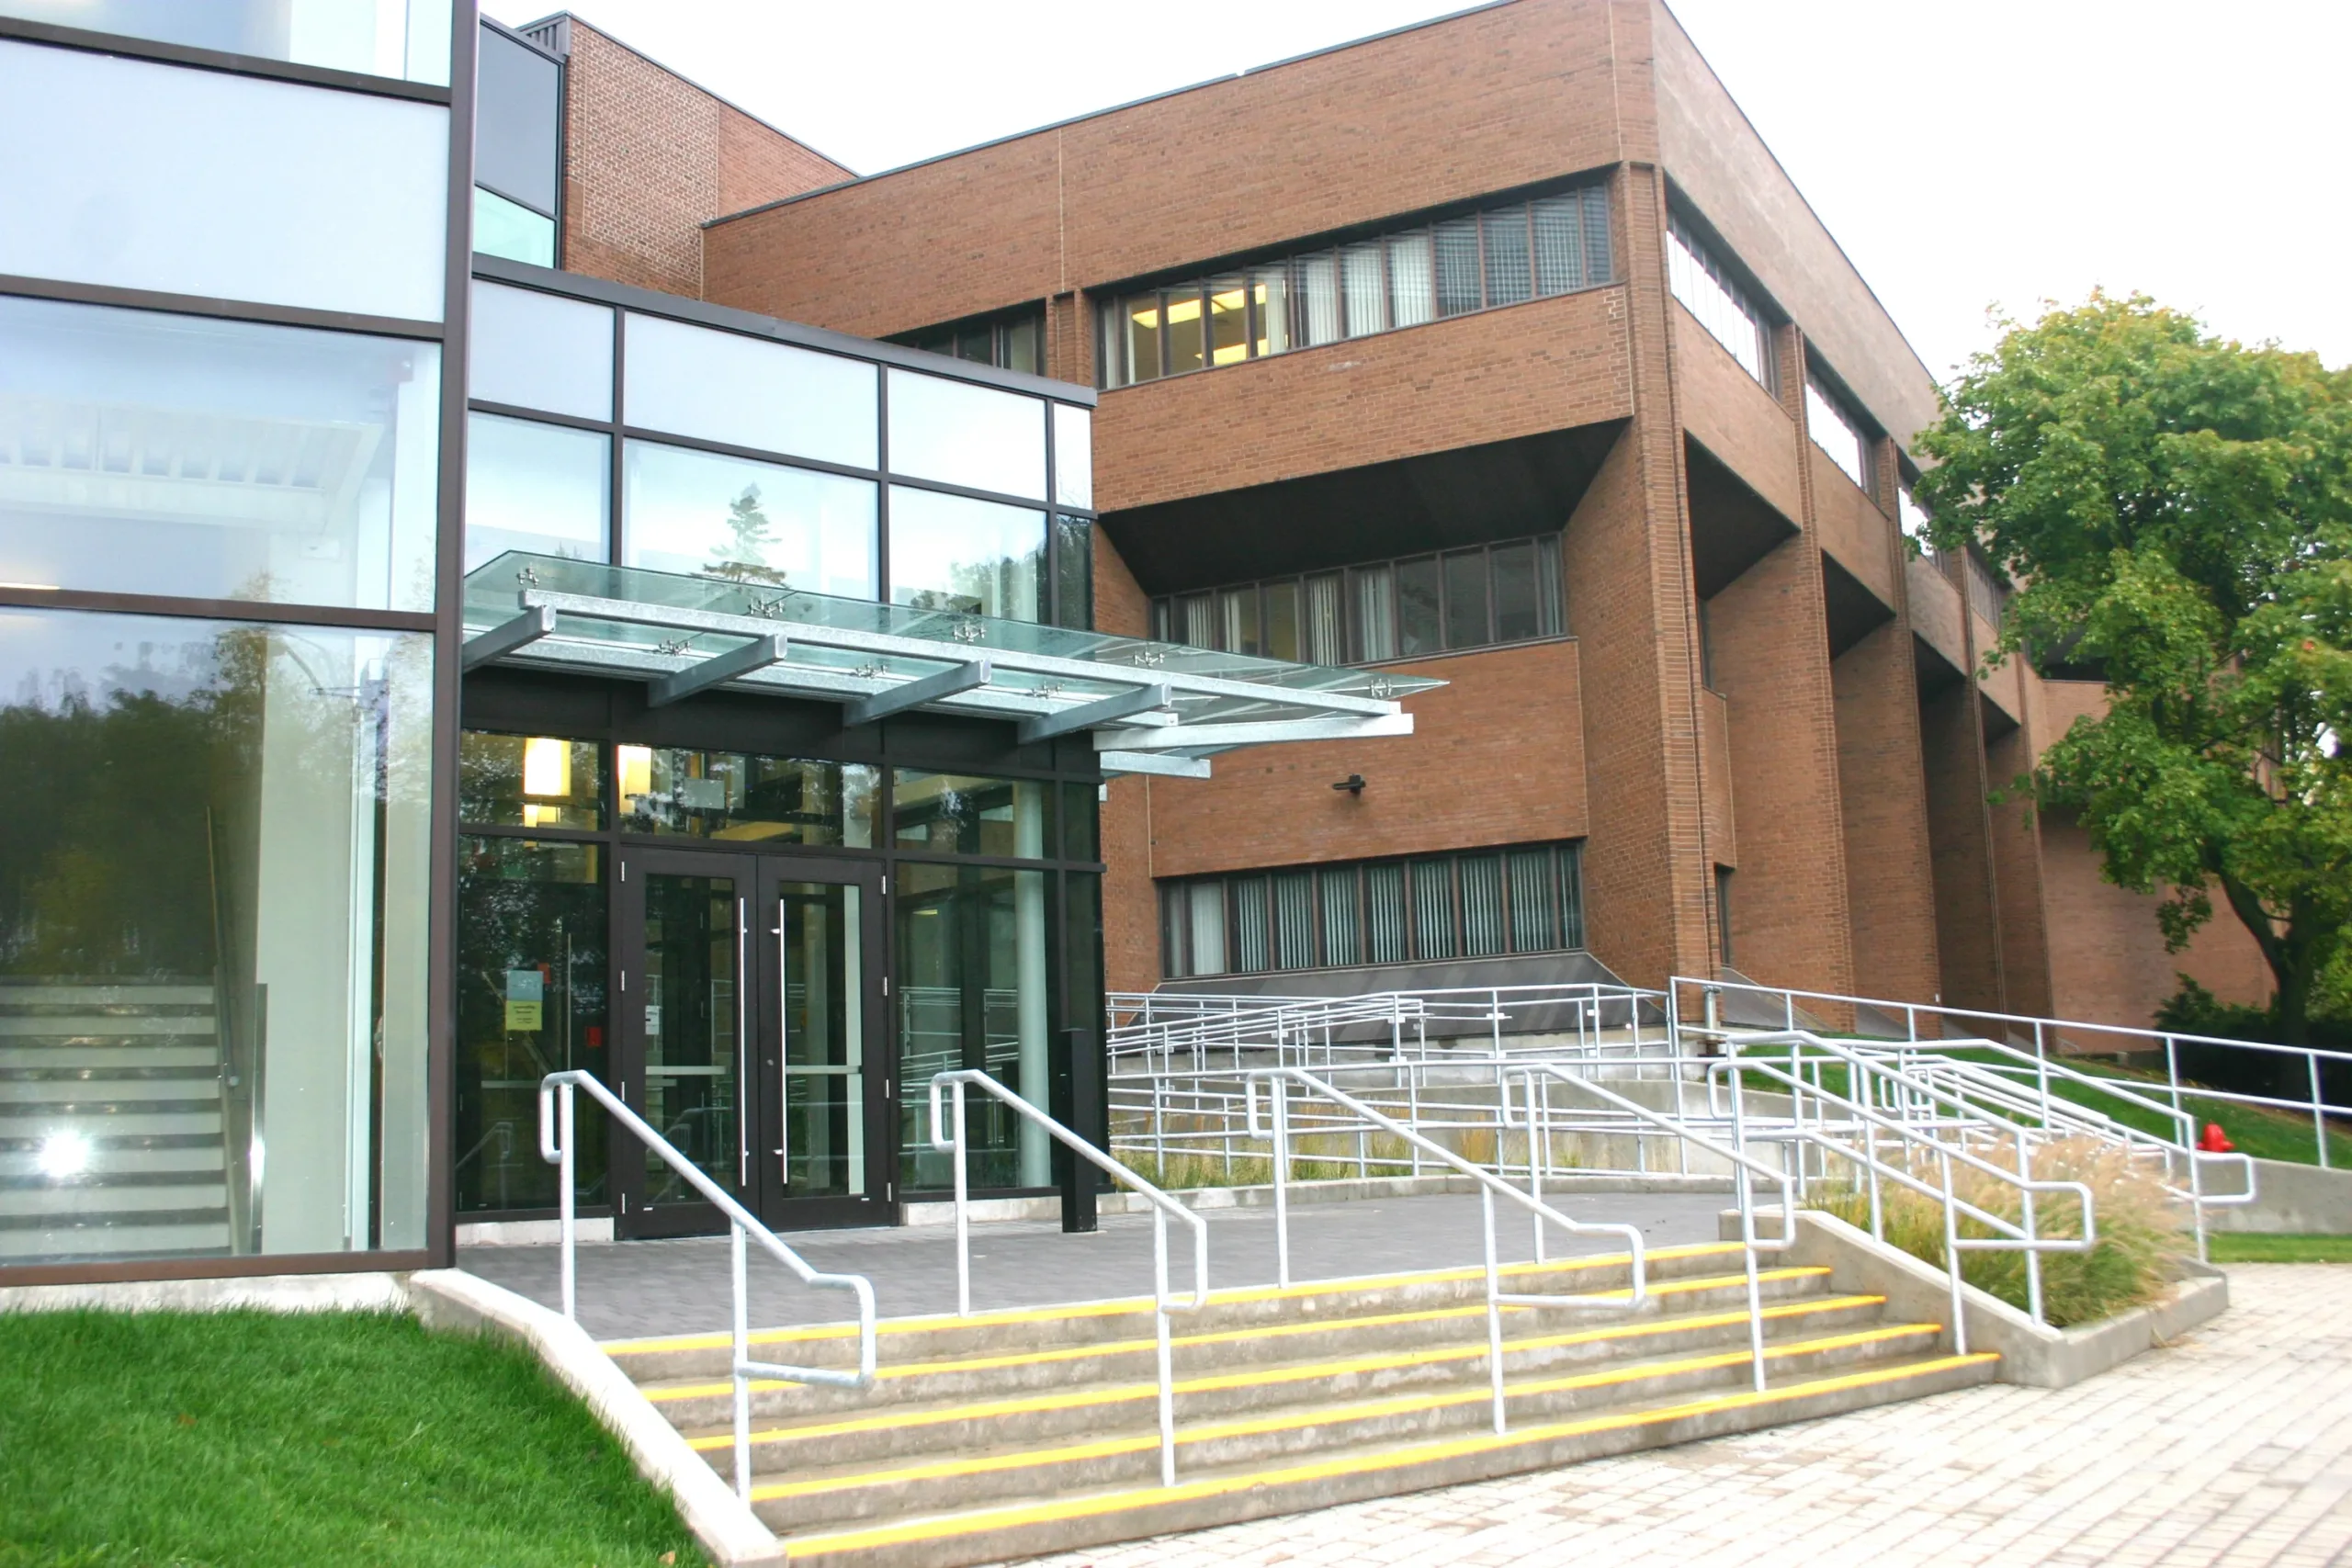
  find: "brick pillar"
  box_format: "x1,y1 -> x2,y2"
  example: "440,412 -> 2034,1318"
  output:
1093,534 -> 1160,995
1985,721 -> 2055,1017
1693,326 -> 1854,996
1562,161 -> 1713,987
1919,676 -> 2004,1010
1831,620 -> 1941,1000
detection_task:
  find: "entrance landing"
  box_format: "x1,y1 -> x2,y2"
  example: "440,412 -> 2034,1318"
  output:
456,1191 -> 1730,1340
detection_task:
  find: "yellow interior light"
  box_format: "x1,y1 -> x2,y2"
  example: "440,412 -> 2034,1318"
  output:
1128,303 -> 1159,326
521,737 -> 570,799
618,744 -> 653,800
1163,298 -> 1201,324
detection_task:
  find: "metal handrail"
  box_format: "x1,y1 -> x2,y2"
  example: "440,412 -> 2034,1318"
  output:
928,1068 -> 1206,1486
1244,1066 -> 1649,1435
538,1070 -> 877,1501
1669,974 -> 2350,1169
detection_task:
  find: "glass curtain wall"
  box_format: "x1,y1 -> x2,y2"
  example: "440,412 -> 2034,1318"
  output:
463,279 -> 1097,630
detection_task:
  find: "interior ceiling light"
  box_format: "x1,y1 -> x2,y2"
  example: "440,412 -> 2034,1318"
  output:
37,1131 -> 90,1180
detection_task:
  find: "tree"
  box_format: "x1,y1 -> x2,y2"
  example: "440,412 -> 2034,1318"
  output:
1915,293 -> 2352,1043
703,486 -> 789,586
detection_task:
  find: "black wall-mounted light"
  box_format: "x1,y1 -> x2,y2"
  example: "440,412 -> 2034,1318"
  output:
1332,773 -> 1366,795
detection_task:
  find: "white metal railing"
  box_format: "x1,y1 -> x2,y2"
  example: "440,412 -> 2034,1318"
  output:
538,1070 -> 876,1501
1246,1066 -> 1652,1432
1669,975 -> 2349,1169
929,1068 -> 1206,1486
1107,983 -> 1666,1076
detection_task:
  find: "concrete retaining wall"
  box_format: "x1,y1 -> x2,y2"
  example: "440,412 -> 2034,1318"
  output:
2200,1156 -> 2352,1235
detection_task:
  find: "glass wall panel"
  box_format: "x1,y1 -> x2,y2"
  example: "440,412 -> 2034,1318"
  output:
617,748 -> 876,846
0,0 -> 453,82
1299,255 -> 1341,347
897,862 -> 1055,1190
779,877 -> 864,1198
475,25 -> 560,215
1219,587 -> 1261,657
1059,782 -> 1100,863
1365,864 -> 1408,963
1341,242 -> 1386,338
468,282 -> 614,422
1230,876 -> 1270,974
624,314 -> 877,470
1303,573 -> 1344,664
892,771 -> 1047,858
1668,217 -> 1771,389
1482,209 -> 1532,306
465,413 -> 608,573
1186,883 -> 1227,976
1272,872 -> 1315,971
1434,217 -> 1482,317
0,43 -> 447,320
887,370 -> 1046,502
1532,196 -> 1586,295
1461,853 -> 1506,956
624,441 -> 876,598
1351,564 -> 1396,661
639,870 -> 741,1203
1396,557 -> 1442,657
473,186 -> 556,267
1262,580 -> 1300,661
1411,860 -> 1457,958
1806,377 -> 1872,493
1206,278 -> 1250,367
1507,847 -> 1558,953
1444,549 -> 1489,648
888,487 -> 1044,622
455,838 -> 606,1213
0,297 -> 440,612
1053,513 -> 1093,631
1252,268 -> 1291,357
0,609 -> 432,1262
1052,403 -> 1093,510
1490,541 -> 1541,642
460,731 -> 604,829
1001,317 -> 1042,375
1318,870 -> 1362,966
1123,299 -> 1161,384
1162,289 -> 1205,376
1387,231 -> 1436,328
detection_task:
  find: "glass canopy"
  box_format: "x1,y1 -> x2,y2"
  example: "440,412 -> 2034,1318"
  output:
461,553 -> 1442,777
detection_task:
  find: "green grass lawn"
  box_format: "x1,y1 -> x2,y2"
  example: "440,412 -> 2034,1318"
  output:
2206,1232 -> 2352,1263
0,1309 -> 701,1568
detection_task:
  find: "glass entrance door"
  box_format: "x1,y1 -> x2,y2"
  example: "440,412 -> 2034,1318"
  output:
615,849 -> 888,1236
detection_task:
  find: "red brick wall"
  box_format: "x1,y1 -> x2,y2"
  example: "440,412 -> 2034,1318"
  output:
1831,622 -> 1941,1000
1145,639 -> 1589,882
1919,680 -> 2003,1010
703,0 -> 1641,338
559,21 -> 851,299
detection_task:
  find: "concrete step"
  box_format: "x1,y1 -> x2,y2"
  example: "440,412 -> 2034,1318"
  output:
635,1265 -> 1849,1429
686,1293 -> 1901,1473
763,1349 -> 2000,1565
606,1240 -> 1763,1386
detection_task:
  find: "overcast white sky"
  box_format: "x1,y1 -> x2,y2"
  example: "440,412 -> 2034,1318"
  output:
482,0 -> 2352,384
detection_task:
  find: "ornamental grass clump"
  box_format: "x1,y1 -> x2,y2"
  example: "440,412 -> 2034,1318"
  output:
1805,1135 -> 2187,1327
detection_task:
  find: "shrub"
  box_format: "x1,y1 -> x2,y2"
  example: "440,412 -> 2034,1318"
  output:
1805,1135 -> 2187,1327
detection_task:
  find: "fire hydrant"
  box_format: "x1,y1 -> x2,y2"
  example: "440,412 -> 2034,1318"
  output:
2198,1122 -> 2236,1154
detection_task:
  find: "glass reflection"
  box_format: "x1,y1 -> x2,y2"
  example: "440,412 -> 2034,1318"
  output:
886,370 -> 1046,502
888,487 -> 1043,622
0,607 -> 432,1262
468,281 -> 614,422
893,771 -> 1047,858
0,0 -> 454,83
459,731 -> 605,830
620,748 -> 876,846
455,838 -> 607,1213
465,413 -> 608,572
779,881 -> 864,1197
624,441 -> 876,599
0,297 -> 441,612
639,873 -> 740,1203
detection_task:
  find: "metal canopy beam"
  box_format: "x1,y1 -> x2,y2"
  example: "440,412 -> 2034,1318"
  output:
646,634 -> 788,707
517,588 -> 1400,717
1093,712 -> 1418,750
1099,750 -> 1213,780
843,658 -> 991,726
461,604 -> 558,671
1017,682 -> 1175,745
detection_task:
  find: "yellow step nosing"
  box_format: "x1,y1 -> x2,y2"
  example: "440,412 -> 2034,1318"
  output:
688,1292 -> 1895,1450
603,1240 -> 1753,1357
641,1269 -> 1848,1406
745,1323 -> 1951,1497
777,1351 -> 2004,1553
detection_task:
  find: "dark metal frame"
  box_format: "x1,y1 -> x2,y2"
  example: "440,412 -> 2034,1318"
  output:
0,4 -> 477,1290
887,305 -> 1050,378
465,259 -> 1099,629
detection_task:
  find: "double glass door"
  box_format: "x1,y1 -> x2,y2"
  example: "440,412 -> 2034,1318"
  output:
614,850 -> 889,1235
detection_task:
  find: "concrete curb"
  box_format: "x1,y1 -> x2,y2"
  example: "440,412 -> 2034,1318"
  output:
407,1269 -> 783,1568
2200,1156 -> 2352,1234
1724,1208 -> 2229,1388
0,1269 -> 413,1314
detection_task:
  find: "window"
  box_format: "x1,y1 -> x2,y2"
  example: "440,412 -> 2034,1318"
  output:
887,369 -> 1047,502
0,0 -> 454,83
475,22 -> 560,265
888,487 -> 1045,622
622,441 -> 876,599
1098,185 -> 1613,388
1152,536 -> 1563,663
0,42 -> 448,321
1805,374 -> 1873,495
0,295 -> 441,613
891,308 -> 1046,376
1161,842 -> 1584,977
1714,865 -> 1735,966
469,282 -> 613,421
1898,482 -> 1931,543
1666,216 -> 1773,391
624,313 -> 876,471
465,413 -> 608,572
1966,549 -> 2011,630
0,608 -> 434,1261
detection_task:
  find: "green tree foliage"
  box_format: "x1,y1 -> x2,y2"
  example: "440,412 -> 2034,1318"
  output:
702,484 -> 788,585
1916,293 -> 2352,1042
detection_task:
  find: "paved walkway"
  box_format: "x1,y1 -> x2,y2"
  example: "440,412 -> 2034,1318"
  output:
459,1190 -> 1731,1340
1014,1264 -> 2352,1568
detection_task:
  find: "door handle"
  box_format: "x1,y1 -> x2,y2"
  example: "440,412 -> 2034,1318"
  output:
777,902 -> 790,1186
736,896 -> 748,1190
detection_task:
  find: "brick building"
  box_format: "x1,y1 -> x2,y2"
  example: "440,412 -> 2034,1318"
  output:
520,0 -> 2269,1030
